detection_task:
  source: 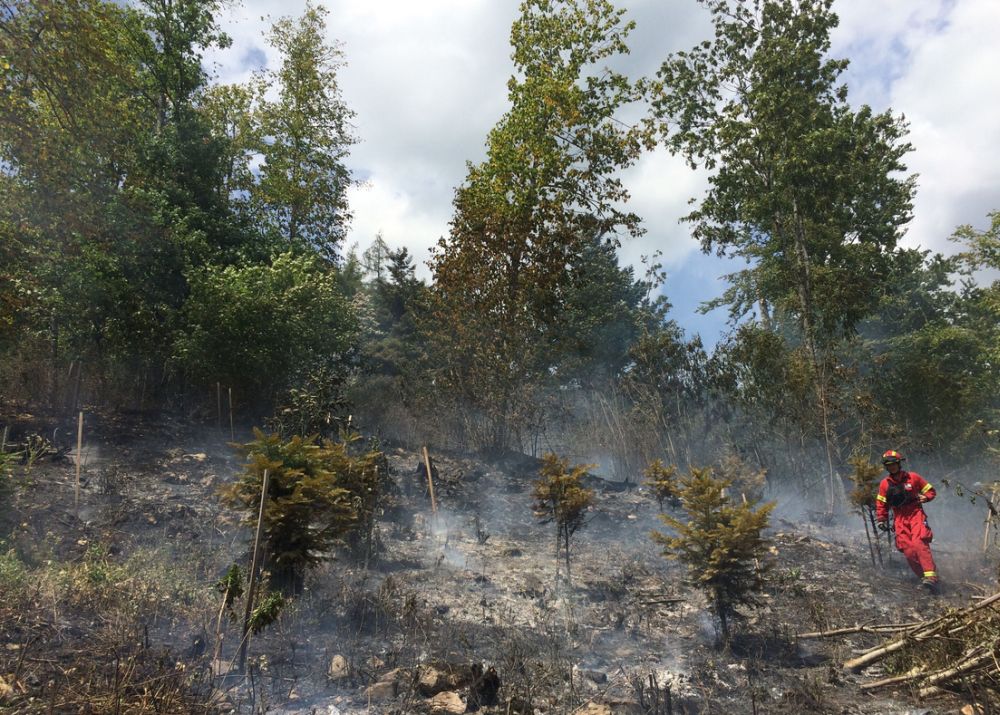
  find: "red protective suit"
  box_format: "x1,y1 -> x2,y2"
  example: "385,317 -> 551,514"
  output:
876,470 -> 938,583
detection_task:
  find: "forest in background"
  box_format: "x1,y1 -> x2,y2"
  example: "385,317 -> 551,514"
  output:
2,0 -> 998,508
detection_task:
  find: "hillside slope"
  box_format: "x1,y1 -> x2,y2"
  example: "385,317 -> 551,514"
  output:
0,410 -> 994,714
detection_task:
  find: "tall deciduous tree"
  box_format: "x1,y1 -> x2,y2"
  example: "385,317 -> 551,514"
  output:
651,0 -> 915,509
256,2 -> 355,261
429,0 -> 648,452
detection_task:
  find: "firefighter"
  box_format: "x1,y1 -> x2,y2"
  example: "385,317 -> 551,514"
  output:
875,449 -> 939,592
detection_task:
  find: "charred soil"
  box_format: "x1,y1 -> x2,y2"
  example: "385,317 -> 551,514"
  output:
0,409 -> 995,714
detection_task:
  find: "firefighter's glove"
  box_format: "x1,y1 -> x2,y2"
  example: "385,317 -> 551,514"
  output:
917,494 -> 927,503
876,521 -> 890,532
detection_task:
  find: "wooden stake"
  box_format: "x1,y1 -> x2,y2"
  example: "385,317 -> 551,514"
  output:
1,425 -> 7,453
983,483 -> 998,552
212,575 -> 235,673
75,411 -> 83,518
228,387 -> 234,441
422,446 -> 437,514
238,469 -> 269,673
72,362 -> 82,412
216,382 -> 222,430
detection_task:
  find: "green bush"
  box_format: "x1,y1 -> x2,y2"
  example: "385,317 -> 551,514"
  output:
653,466 -> 774,642
225,430 -> 383,592
173,252 -> 358,400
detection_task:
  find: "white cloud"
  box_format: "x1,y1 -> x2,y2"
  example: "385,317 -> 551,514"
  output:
618,147 -> 709,272
207,0 -> 1000,341
832,0 -> 1000,253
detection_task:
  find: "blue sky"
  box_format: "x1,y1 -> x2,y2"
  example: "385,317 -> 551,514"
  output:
205,0 -> 1000,347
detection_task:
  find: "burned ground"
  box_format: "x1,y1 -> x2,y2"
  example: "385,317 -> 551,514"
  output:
0,410 -> 995,714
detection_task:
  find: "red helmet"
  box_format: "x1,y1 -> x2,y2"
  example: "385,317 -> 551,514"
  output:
882,449 -> 904,465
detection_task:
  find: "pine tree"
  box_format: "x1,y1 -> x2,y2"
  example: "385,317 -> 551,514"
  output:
223,429 -> 382,592
653,467 -> 774,641
533,453 -> 595,589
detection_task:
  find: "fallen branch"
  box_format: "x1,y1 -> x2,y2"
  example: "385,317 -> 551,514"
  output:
797,622 -> 919,639
918,649 -> 994,692
844,591 -> 1000,673
858,669 -> 927,691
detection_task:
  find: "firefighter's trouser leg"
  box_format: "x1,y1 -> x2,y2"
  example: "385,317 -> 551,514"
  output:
894,511 -> 938,582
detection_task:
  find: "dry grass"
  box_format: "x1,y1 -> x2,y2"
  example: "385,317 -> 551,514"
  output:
0,544 -> 220,713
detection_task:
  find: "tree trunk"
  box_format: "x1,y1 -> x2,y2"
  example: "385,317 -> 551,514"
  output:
789,200 -> 843,514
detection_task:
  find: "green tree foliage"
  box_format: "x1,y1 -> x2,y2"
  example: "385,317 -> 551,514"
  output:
0,0 -> 234,391
643,459 -> 679,511
532,453 -> 594,587
653,466 -> 774,641
653,0 -> 914,344
173,252 -> 357,399
854,242 -> 998,457
0,0 -> 161,392
953,212 -> 1000,366
429,0 -> 649,452
350,242 -> 431,434
224,430 -> 383,592
255,2 -> 356,261
651,0 -> 915,509
0,1 -> 359,412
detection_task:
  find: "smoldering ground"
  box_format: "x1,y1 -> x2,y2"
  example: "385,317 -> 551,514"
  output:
2,412 -> 999,713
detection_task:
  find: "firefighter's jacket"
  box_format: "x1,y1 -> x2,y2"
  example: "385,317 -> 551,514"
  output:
875,470 -> 935,522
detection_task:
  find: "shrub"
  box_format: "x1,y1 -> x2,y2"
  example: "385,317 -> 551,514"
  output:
653,466 -> 774,642
224,430 -> 383,592
533,453 -> 594,588
173,252 -> 357,401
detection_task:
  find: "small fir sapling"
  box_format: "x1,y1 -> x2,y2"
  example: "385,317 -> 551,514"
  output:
653,466 -> 774,642
248,590 -> 286,634
532,453 -> 595,588
643,459 -> 680,510
212,564 -> 245,662
216,564 -> 245,619
223,429 -> 383,593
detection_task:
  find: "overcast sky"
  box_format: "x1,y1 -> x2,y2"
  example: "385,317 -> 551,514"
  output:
205,0 -> 1000,344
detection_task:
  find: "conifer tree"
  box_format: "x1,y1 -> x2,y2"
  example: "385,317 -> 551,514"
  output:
224,430 -> 383,592
643,459 -> 679,511
533,453 -> 595,589
653,467 -> 774,641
